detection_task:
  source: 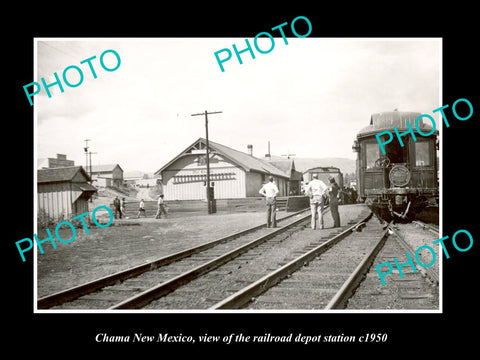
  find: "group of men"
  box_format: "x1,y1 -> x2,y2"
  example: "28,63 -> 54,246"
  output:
259,174 -> 340,230
113,195 -> 168,219
112,196 -> 127,219
114,174 -> 341,228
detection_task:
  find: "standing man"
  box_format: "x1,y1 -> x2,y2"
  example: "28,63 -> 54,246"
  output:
113,196 -> 122,219
259,176 -> 279,228
155,194 -> 168,219
304,174 -> 328,229
120,197 -> 127,218
328,176 -> 341,227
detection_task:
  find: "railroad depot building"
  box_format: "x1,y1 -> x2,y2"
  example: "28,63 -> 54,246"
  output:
37,166 -> 97,221
154,138 -> 291,201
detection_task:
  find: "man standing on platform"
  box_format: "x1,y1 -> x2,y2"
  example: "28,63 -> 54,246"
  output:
305,174 -> 328,229
328,176 -> 341,227
259,176 -> 279,228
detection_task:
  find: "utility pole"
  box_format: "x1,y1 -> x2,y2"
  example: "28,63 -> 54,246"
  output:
191,110 -> 222,214
88,151 -> 97,184
281,150 -> 296,159
83,139 -> 90,172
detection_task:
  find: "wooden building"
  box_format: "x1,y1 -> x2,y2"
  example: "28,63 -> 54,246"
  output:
37,153 -> 75,169
89,164 -> 124,188
154,138 -> 290,201
266,158 -> 303,195
37,166 -> 97,221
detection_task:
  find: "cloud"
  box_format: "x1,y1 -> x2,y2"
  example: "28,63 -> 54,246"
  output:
36,38 -> 441,172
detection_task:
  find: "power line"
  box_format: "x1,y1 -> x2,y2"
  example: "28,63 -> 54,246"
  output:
191,110 -> 222,214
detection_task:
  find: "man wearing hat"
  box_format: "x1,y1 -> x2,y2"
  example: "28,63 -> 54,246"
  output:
304,174 -> 328,229
259,176 -> 279,228
328,176 -> 341,227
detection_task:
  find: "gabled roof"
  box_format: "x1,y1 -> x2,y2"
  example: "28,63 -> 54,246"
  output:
155,138 -> 289,178
90,164 -> 123,173
268,159 -> 295,175
38,166 -> 91,184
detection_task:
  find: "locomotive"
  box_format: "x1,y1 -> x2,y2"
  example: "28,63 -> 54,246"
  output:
352,110 -> 439,221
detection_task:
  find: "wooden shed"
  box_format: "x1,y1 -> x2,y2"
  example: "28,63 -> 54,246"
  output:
37,166 -> 97,221
89,164 -> 124,188
154,138 -> 290,201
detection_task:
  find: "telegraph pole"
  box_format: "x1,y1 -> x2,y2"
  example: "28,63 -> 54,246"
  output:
83,139 -> 90,172
281,151 -> 296,159
88,151 -> 97,184
191,110 -> 222,214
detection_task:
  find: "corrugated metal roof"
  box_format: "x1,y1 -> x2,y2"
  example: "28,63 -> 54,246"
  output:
208,140 -> 289,178
155,138 -> 289,178
37,166 -> 91,183
268,160 -> 294,174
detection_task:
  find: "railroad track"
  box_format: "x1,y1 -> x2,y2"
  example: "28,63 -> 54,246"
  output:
347,224 -> 439,310
214,211 -> 386,310
40,204 -> 439,311
412,220 -> 439,235
143,207 -> 373,310
222,217 -> 439,311
211,218 -> 439,311
38,207 -> 317,309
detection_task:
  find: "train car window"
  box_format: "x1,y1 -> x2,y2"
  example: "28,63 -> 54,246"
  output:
384,139 -> 406,164
415,141 -> 431,166
365,142 -> 379,169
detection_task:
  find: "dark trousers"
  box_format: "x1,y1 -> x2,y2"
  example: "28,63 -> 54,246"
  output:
114,206 -> 122,219
155,204 -> 167,218
330,198 -> 340,227
266,197 -> 277,228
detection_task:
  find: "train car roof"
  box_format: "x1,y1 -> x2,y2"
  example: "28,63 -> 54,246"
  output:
357,110 -> 437,138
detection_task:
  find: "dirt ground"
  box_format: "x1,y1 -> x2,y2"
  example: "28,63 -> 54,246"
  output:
36,210 -> 297,298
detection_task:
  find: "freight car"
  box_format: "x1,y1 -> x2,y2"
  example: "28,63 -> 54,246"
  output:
352,110 -> 439,221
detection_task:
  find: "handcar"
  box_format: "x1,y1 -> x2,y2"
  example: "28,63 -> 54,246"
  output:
352,110 -> 439,222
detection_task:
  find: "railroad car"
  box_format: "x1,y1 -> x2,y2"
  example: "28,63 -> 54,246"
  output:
352,110 -> 439,221
302,167 -> 343,205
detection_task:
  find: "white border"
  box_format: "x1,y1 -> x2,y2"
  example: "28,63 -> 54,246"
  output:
33,37 -> 443,314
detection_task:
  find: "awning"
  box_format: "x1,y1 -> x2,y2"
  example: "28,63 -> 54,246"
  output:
72,182 -> 98,192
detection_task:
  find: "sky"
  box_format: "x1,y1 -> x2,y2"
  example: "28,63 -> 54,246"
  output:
35,38 -> 441,174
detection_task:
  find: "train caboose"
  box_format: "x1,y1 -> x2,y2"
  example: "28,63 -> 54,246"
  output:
352,110 -> 439,221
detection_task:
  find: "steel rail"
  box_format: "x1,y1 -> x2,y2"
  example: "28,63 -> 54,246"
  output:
325,221 -> 393,309
37,207 -> 310,309
209,212 -> 373,310
110,208 -> 328,310
412,220 -> 439,235
388,226 -> 439,284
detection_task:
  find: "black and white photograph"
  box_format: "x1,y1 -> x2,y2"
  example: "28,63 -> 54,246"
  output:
33,37 -> 442,313
7,6 -> 478,354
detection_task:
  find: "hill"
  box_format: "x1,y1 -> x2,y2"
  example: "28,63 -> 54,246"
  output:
268,156 -> 356,175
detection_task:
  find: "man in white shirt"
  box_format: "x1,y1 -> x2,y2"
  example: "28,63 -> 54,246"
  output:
304,174 -> 328,229
259,176 -> 279,228
137,199 -> 147,218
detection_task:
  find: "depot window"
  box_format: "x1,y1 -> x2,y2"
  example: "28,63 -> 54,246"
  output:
415,141 -> 431,166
